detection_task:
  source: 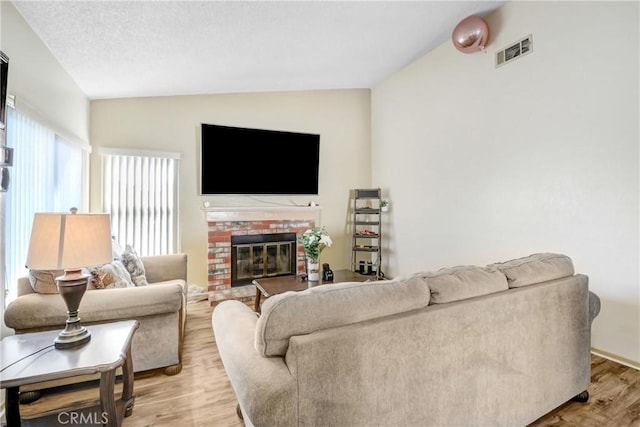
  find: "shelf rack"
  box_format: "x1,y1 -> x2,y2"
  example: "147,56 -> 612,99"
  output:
350,188 -> 383,279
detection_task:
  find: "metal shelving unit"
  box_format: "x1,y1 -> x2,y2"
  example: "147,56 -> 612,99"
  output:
350,188 -> 383,279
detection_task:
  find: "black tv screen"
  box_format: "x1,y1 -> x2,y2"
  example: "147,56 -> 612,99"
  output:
200,123 -> 320,195
0,51 -> 8,130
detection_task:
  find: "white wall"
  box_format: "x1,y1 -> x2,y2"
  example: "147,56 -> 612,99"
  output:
372,1 -> 639,365
90,90 -> 371,287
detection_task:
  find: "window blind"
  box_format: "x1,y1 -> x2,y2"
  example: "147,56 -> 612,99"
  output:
101,148 -> 180,256
4,108 -> 87,301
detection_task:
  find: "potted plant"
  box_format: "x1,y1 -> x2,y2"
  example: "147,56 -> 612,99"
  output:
380,199 -> 389,212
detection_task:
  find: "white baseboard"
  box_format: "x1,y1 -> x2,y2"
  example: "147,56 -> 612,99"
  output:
591,347 -> 640,370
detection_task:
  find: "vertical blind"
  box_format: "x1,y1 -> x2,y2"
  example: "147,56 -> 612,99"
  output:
5,108 -> 87,301
101,148 -> 180,256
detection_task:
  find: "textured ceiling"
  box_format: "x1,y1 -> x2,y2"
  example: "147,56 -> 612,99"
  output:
12,1 -> 505,100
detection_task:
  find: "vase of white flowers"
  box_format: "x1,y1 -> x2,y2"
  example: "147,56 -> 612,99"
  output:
300,226 -> 332,281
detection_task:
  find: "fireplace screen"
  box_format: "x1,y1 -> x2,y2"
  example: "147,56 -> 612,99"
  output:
231,233 -> 296,286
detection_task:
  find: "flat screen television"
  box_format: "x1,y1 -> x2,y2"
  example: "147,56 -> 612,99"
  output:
200,123 -> 320,195
0,51 -> 8,131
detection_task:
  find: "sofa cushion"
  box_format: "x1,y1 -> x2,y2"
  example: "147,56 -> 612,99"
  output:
28,269 -> 64,294
141,253 -> 188,285
413,265 -> 508,304
5,282 -> 184,329
255,276 -> 430,357
122,244 -> 149,286
489,253 -> 574,288
112,236 -> 124,260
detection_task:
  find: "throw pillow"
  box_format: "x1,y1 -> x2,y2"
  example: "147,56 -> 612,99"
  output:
111,236 -> 124,261
88,260 -> 135,289
28,269 -> 64,294
121,244 -> 149,286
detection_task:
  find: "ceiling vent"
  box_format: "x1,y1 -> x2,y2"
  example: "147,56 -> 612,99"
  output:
496,34 -> 532,68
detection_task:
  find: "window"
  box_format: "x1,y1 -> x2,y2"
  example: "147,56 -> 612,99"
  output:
101,148 -> 180,256
4,108 -> 88,301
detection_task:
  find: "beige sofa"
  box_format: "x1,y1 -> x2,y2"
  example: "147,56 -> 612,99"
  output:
213,253 -> 600,427
5,253 -> 188,376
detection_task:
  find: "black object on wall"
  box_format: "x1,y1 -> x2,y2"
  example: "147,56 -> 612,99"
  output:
0,51 -> 11,192
200,123 -> 320,195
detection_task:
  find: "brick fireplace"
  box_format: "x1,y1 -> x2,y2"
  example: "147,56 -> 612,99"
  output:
204,206 -> 321,293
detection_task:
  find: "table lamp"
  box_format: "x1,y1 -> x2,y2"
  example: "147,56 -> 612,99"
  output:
25,209 -> 112,349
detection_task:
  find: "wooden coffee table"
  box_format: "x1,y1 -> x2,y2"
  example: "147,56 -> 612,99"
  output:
253,269 -> 374,312
0,320 -> 139,427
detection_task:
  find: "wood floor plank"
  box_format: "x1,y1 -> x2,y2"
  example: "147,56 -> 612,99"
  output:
120,300 -> 243,427
529,353 -> 640,427
18,300 -> 639,426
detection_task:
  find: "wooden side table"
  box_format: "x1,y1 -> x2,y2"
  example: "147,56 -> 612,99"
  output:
0,320 -> 139,427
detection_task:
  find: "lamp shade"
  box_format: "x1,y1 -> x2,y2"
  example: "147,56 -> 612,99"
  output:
26,212 -> 112,270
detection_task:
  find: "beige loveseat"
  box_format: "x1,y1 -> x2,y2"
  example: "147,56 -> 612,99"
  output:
213,253 -> 600,427
5,253 -> 188,376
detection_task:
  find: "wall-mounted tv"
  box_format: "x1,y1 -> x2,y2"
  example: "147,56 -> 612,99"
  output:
0,51 -> 9,131
200,123 -> 320,195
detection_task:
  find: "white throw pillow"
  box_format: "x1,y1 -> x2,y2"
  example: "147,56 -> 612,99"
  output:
121,244 -> 149,286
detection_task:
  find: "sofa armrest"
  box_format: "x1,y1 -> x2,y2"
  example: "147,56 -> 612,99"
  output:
17,276 -> 35,297
212,300 -> 296,426
5,283 -> 184,331
142,253 -> 187,284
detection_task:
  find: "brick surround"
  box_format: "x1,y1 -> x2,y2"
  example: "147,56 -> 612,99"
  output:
204,207 -> 321,297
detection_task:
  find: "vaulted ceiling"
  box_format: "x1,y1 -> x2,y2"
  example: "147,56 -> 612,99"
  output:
12,1 -> 505,99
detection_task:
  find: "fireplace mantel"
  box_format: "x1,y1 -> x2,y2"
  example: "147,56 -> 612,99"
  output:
203,205 -> 321,223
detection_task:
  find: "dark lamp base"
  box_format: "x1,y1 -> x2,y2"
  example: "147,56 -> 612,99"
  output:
54,326 -> 91,349
55,270 -> 92,349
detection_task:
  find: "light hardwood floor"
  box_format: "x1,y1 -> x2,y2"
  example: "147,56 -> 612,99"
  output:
19,300 -> 639,426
